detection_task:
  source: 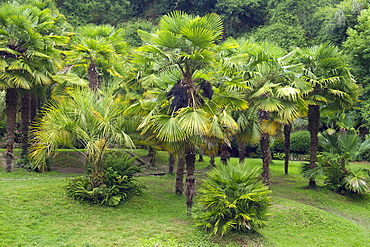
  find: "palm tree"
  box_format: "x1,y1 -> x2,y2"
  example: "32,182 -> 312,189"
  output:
0,1 -> 72,171
132,11 -> 246,207
28,86 -> 134,173
297,43 -> 360,187
64,24 -> 130,90
236,41 -> 307,183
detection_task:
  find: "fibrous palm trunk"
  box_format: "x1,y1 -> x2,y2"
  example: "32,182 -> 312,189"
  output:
88,61 -> 100,91
238,140 -> 246,164
21,91 -> 30,159
5,88 -> 18,172
284,123 -> 292,175
185,145 -> 196,215
148,146 -> 156,167
260,132 -> 271,184
307,105 -> 320,187
30,93 -> 38,124
258,109 -> 272,184
175,147 -> 185,195
168,152 -> 176,174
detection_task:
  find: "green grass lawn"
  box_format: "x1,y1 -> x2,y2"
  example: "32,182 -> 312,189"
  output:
0,153 -> 369,247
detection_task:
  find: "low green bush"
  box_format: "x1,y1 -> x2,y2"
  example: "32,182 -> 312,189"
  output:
66,154 -> 143,206
273,130 -> 310,154
194,163 -> 271,235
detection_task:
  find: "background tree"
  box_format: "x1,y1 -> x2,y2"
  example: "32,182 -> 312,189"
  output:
55,0 -> 132,26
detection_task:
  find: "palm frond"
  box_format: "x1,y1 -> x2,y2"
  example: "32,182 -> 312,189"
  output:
177,108 -> 210,137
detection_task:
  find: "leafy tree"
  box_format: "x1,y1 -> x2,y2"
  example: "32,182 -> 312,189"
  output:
56,0 -> 132,26
214,0 -> 268,35
250,22 -> 307,50
0,1 -> 72,171
118,19 -> 156,47
297,42 -> 360,187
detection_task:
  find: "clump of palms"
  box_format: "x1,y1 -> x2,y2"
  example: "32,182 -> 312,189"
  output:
195,163 -> 271,235
28,86 -> 134,173
66,153 -> 143,206
303,130 -> 370,194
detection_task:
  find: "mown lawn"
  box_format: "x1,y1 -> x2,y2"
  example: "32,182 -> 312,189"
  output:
0,152 -> 369,247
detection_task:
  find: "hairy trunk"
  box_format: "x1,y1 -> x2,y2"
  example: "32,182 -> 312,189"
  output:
20,91 -> 30,159
30,93 -> 38,124
307,105 -> 320,187
258,110 -> 271,184
220,143 -> 230,165
284,123 -> 292,175
5,88 -> 18,172
197,153 -> 204,162
185,146 -> 195,176
260,132 -> 271,184
148,146 -> 156,167
168,152 -> 176,174
175,148 -> 185,195
209,155 -> 215,168
88,61 -> 99,90
238,140 -> 246,164
185,146 -> 196,215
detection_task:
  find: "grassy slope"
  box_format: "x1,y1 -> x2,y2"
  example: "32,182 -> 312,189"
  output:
0,153 -> 369,247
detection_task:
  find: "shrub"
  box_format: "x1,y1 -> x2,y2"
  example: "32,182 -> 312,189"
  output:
66,153 -> 143,206
272,130 -> 310,155
302,152 -> 370,194
194,163 -> 271,235
290,130 -> 311,154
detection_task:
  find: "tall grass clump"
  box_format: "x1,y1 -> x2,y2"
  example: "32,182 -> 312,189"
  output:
195,163 -> 271,235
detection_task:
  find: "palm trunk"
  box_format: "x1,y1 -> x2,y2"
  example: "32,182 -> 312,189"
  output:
148,146 -> 156,167
88,61 -> 99,90
185,146 -> 196,215
185,146 -> 195,176
175,148 -> 185,195
238,140 -> 246,164
20,91 -> 30,159
197,153 -> 204,162
30,93 -> 38,124
209,155 -> 215,168
258,109 -> 272,184
5,88 -> 18,172
260,132 -> 271,184
307,105 -> 320,187
168,152 -> 176,174
284,123 -> 292,175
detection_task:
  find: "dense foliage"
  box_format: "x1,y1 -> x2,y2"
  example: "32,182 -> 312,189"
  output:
66,153 -> 143,206
195,163 -> 271,235
303,131 -> 370,194
273,130 -> 311,154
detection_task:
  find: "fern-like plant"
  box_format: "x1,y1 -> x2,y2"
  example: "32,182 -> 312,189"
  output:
194,163 -> 271,235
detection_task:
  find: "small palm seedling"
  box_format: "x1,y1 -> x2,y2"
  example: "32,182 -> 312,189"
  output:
194,163 -> 271,235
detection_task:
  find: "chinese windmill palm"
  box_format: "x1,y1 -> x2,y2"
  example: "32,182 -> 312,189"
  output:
64,24 -> 131,90
235,41 -> 307,183
29,87 -> 134,173
297,43 -> 360,187
0,1 -> 72,171
133,11 -> 246,198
